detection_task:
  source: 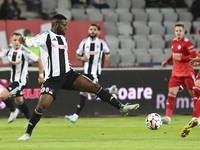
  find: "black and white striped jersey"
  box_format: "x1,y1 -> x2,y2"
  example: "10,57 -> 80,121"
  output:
25,30 -> 71,80
0,44 -> 39,85
76,37 -> 110,75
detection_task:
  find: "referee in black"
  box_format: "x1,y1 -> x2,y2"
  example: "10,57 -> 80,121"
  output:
18,14 -> 139,141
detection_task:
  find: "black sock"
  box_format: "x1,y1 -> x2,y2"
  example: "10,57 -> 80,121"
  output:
76,92 -> 87,115
2,97 -> 15,112
26,109 -> 43,135
96,87 -> 123,109
16,101 -> 31,119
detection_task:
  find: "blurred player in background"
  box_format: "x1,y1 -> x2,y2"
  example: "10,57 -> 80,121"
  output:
161,22 -> 196,124
17,14 -> 139,141
23,29 -> 40,66
65,24 -> 118,124
0,32 -> 44,127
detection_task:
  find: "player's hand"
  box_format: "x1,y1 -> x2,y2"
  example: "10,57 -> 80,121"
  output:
38,77 -> 44,84
161,61 -> 168,67
190,57 -> 200,66
81,56 -> 88,62
173,54 -> 181,61
10,61 -> 22,65
18,36 -> 26,44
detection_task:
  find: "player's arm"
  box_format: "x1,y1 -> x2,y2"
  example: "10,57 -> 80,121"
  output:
76,54 -> 88,61
23,46 -> 44,83
105,52 -> 111,60
36,58 -> 44,84
76,40 -> 88,62
162,54 -> 173,67
180,42 -> 196,61
102,40 -> 111,60
19,32 -> 46,48
0,47 -> 9,58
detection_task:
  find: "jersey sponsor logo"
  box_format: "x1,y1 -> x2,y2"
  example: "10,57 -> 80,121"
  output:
51,44 -> 67,49
85,51 -> 100,55
178,45 -> 181,50
188,45 -> 194,49
173,52 -> 182,56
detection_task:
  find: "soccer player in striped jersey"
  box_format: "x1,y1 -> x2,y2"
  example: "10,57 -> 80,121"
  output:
0,32 -> 44,127
17,14 -> 139,141
161,22 -> 196,124
65,24 -> 118,124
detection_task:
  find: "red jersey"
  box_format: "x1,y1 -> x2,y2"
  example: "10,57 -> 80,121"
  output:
166,37 -> 196,77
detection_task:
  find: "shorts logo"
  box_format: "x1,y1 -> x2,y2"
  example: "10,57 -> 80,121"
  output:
46,87 -> 49,92
20,91 -> 23,95
41,87 -> 45,93
41,87 -> 54,94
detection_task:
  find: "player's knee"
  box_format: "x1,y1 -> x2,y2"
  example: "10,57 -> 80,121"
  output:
36,104 -> 46,112
92,83 -> 100,91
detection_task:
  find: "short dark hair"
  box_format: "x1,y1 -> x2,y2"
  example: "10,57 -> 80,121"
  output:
175,22 -> 184,29
12,32 -> 22,37
52,14 -> 67,22
97,24 -> 101,31
23,29 -> 31,36
89,24 -> 98,29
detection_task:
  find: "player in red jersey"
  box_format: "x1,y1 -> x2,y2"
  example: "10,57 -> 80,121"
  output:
161,22 -> 197,124
180,29 -> 200,137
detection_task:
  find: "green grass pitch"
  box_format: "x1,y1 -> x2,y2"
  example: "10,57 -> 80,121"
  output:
0,115 -> 199,150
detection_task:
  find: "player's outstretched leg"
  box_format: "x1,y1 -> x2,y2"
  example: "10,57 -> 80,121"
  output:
96,87 -> 139,115
181,119 -> 199,138
120,103 -> 140,116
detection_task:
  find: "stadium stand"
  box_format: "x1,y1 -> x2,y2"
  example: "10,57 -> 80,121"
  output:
0,0 -> 198,67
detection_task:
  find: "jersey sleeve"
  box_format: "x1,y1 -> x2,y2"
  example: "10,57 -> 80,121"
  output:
0,46 -> 10,58
101,40 -> 110,53
166,54 -> 173,64
181,40 -> 196,61
22,46 -> 39,62
76,40 -> 85,55
25,32 -> 47,47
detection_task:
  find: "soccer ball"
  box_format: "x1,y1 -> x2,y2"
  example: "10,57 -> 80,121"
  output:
145,113 -> 162,130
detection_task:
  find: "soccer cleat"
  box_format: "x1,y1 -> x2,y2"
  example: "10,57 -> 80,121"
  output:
181,119 -> 199,138
23,119 -> 29,128
162,116 -> 171,124
109,85 -> 119,96
18,133 -> 31,141
65,114 -> 78,124
8,108 -> 20,123
0,101 -> 6,109
120,103 -> 139,116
